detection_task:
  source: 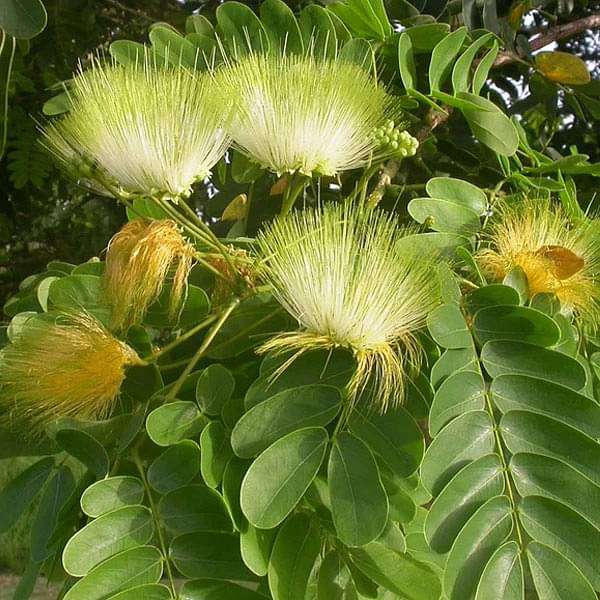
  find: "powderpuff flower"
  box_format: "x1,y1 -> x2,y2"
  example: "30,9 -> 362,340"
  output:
214,52 -> 411,177
104,218 -> 196,331
476,199 -> 600,328
41,58 -> 230,198
0,312 -> 142,430
256,203 -> 440,412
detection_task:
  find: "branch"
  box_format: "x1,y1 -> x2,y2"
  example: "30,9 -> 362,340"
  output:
493,13 -> 600,68
103,0 -> 158,23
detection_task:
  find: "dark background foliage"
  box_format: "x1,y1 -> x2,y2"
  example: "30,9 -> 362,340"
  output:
1,0 -> 599,308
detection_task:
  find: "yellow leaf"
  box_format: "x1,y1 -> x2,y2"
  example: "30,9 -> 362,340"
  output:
221,194 -> 248,222
508,1 -> 529,29
535,51 -> 590,85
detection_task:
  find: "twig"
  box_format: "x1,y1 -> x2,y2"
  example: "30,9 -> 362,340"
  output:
103,0 -> 157,22
493,13 -> 600,68
165,298 -> 240,400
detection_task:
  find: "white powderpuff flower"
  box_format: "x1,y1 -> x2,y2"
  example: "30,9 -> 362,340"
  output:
214,52 -> 401,177
257,203 -> 440,412
42,58 -> 230,198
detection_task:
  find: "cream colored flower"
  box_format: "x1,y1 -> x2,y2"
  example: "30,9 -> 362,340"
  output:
42,58 -> 230,198
257,203 -> 440,411
214,52 -> 408,177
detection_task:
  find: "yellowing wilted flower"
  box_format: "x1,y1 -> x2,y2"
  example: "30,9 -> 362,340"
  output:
41,59 -> 230,198
214,52 -> 411,177
477,199 -> 600,327
0,312 -> 142,430
104,218 -> 196,331
256,203 -> 440,411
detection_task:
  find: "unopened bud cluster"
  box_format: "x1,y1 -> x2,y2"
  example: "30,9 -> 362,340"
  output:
372,121 -> 419,158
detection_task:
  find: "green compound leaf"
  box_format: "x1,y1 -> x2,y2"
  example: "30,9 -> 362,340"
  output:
0,457 -> 54,533
349,404 -> 424,479
232,384 -> 341,458
408,197 -> 481,235
158,484 -> 232,535
80,476 -> 144,518
0,0 -> 47,39
427,303 -> 472,349
55,428 -> 109,479
424,290 -> 600,599
200,420 -> 233,489
62,506 -> 154,577
196,364 -> 236,416
241,427 -> 328,529
472,305 -> 561,347
62,546 -> 163,600
481,341 -> 586,390
171,531 -> 256,581
146,401 -> 207,447
147,440 -> 201,495
180,579 -> 267,600
328,432 -> 388,547
349,541 -> 442,600
268,513 -> 321,600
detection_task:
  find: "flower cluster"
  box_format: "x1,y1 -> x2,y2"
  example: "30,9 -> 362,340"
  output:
257,202 -> 440,412
477,198 -> 600,328
104,218 -> 196,331
0,313 -> 142,431
372,120 -> 419,158
42,59 -> 230,199
214,52 -> 404,177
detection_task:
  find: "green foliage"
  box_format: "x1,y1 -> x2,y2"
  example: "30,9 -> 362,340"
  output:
1,1 -> 600,599
0,0 -> 47,40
